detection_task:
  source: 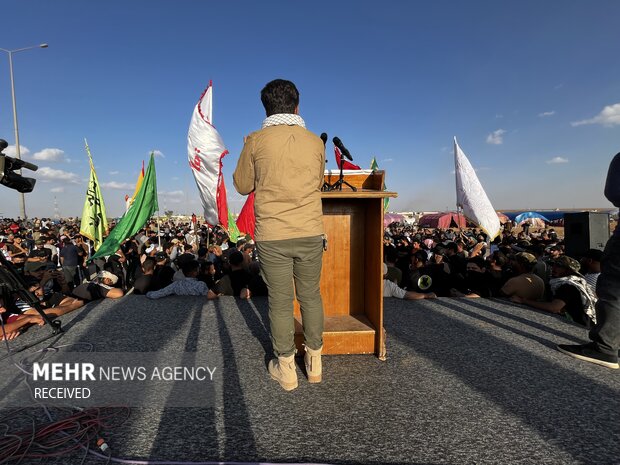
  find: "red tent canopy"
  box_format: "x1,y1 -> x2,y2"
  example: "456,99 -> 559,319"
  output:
384,212 -> 405,227
417,212 -> 467,229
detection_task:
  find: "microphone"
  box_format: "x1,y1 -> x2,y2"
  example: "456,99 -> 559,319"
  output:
320,133 -> 328,146
11,157 -> 38,172
332,137 -> 353,161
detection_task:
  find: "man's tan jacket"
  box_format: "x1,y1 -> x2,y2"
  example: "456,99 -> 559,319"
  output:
233,124 -> 325,242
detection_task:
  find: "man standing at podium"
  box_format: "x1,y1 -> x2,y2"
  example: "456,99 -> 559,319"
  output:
233,79 -> 326,390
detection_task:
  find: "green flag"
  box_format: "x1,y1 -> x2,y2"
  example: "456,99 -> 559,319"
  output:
90,153 -> 159,261
370,157 -> 389,213
227,210 -> 241,243
80,140 -> 108,250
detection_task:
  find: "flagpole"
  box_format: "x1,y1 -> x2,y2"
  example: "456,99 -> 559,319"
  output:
157,211 -> 162,250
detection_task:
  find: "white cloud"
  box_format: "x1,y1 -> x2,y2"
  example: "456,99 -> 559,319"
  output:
159,190 -> 184,204
538,111 -> 556,117
495,114 -> 503,119
3,145 -> 30,157
160,190 -> 184,197
32,148 -> 66,162
486,129 -> 506,145
546,156 -> 569,164
572,103 -> 620,127
380,158 -> 394,163
50,186 -> 65,193
109,171 -> 120,175
101,181 -> 134,190
171,176 -> 180,181
35,167 -> 81,184
152,150 -> 165,158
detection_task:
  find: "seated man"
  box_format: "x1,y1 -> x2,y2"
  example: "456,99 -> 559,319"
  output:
383,263 -> 436,300
72,271 -> 124,302
449,257 -> 493,298
501,252 -> 545,301
580,248 -> 603,296
215,251 -> 253,297
146,259 -> 218,299
22,276 -> 84,317
1,296 -> 44,341
132,257 -> 156,295
511,255 -> 596,327
384,248 -> 402,286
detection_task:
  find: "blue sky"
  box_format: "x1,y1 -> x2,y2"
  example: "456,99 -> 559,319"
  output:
1,0 -> 619,219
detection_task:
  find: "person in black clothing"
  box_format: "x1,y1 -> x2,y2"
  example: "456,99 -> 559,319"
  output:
216,251 -> 252,296
450,256 -> 493,298
445,241 -> 467,281
198,261 -> 220,290
216,251 -> 267,297
558,152 -> 620,369
133,258 -> 156,295
151,252 -> 175,291
407,250 -> 450,297
105,251 -> 128,291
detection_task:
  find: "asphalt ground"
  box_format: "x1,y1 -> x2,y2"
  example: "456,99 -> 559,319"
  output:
0,295 -> 618,464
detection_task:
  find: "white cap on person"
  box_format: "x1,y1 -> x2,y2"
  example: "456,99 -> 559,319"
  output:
97,271 -> 118,285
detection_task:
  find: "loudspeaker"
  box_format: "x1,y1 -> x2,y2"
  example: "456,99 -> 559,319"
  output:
563,212 -> 610,258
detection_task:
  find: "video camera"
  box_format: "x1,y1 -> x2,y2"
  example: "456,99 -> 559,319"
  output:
0,138 -> 38,193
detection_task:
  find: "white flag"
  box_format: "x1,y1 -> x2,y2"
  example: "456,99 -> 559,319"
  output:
187,81 -> 229,228
454,137 -> 501,239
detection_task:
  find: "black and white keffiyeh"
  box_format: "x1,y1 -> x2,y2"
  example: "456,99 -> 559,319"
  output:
262,113 -> 306,129
550,275 -> 598,325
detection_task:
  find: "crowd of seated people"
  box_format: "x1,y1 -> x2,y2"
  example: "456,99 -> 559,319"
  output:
0,217 -> 269,340
0,215 -> 612,341
383,222 -> 604,328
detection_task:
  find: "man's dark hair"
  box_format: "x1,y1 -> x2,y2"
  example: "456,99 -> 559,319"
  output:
142,257 -> 156,273
491,251 -> 508,267
180,259 -> 200,275
412,250 -> 428,264
229,250 -> 245,267
260,79 -> 299,116
467,256 -> 487,270
385,248 -> 398,264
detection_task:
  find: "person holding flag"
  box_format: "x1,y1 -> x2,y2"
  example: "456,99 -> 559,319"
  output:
233,79 -> 326,391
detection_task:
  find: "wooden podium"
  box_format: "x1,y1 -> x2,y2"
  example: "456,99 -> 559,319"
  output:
293,170 -> 397,359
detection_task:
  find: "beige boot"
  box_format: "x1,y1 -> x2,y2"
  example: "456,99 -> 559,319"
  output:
268,354 -> 298,391
304,345 -> 322,383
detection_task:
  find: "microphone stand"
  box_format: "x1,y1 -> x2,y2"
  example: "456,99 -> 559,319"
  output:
0,253 -> 63,360
327,156 -> 357,192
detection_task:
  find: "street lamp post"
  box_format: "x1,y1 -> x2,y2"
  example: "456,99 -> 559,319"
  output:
0,43 -> 48,220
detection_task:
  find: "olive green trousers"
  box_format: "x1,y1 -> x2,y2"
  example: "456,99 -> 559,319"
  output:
256,235 -> 324,357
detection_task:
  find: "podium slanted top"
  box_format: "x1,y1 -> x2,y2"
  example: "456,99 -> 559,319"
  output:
322,169 -> 397,198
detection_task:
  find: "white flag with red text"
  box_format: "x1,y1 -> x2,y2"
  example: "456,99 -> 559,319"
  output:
187,81 -> 229,228
454,137 -> 501,239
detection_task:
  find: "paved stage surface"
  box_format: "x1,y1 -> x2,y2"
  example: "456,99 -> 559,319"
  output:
1,295 -> 618,464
